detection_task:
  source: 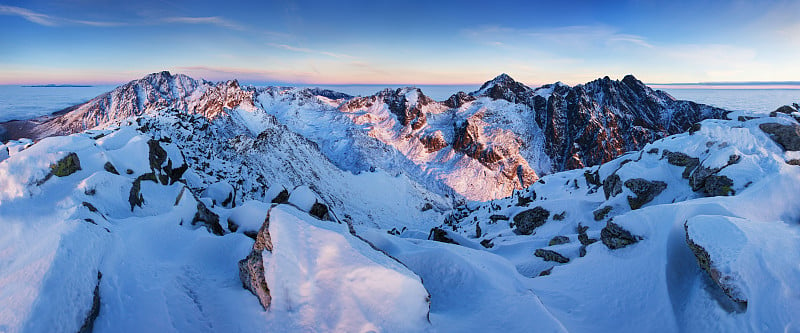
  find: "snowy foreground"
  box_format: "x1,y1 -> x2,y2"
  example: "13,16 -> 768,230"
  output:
1,101 -> 800,332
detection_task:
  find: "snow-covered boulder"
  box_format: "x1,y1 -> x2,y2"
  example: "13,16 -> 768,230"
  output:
240,205 -> 432,331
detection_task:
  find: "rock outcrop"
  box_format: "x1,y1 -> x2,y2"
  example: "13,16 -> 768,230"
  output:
238,211 -> 274,310
513,206 -> 550,235
624,178 -> 667,210
601,222 -> 641,249
759,122 -> 800,151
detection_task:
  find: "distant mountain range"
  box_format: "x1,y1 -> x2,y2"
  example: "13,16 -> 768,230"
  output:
1,71 -> 727,200
21,84 -> 94,88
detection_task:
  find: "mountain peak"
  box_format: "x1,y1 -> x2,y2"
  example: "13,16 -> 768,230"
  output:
471,73 -> 532,103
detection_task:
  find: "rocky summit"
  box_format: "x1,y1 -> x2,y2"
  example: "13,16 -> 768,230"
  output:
1,72 -> 797,333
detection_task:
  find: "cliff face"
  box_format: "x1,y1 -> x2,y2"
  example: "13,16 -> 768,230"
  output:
471,74 -> 727,171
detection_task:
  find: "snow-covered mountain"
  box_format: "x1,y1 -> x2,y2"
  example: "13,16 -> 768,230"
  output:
1,71 -> 725,201
3,71 -> 797,332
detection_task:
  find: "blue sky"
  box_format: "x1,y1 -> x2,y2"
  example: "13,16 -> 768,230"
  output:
1,0 -> 799,85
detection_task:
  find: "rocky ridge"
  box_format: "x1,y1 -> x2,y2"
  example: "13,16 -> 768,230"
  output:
1,71 -> 727,201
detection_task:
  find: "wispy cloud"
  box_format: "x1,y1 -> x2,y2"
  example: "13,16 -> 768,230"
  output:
161,16 -> 244,30
0,5 -> 262,32
267,43 -> 355,59
466,25 -> 653,50
0,5 -> 125,27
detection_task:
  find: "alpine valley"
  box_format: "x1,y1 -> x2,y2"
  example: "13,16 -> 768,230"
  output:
2,71 -> 799,332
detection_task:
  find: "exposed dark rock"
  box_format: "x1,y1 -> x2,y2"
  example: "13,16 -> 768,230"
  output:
472,73 -> 532,104
516,195 -> 533,206
577,225 -> 598,246
603,174 -> 622,199
689,166 -> 718,191
163,160 -> 188,185
534,249 -> 570,263
662,150 -> 700,178
684,222 -> 747,306
444,91 -> 476,108
78,271 -> 102,333
420,131 -> 448,153
601,222 -> 641,249
538,267 -> 554,276
624,178 -> 667,210
192,201 -> 224,236
647,148 -> 659,154
305,88 -> 352,100
703,175 -> 734,197
271,188 -> 289,204
421,202 -> 433,211
513,207 -> 550,235
452,118 -> 503,165
553,211 -> 566,221
239,211 -> 273,310
579,245 -> 587,257
770,105 -> 797,116
689,122 -> 702,135
489,214 -> 509,223
593,206 -> 613,221
82,201 -> 99,213
480,239 -> 494,248
128,178 -> 145,211
584,170 -> 601,187
429,227 -> 457,244
548,236 -> 570,246
309,201 -> 329,220
103,161 -> 119,175
50,152 -> 81,177
475,222 -> 482,238
787,159 -> 800,166
759,122 -> 800,151
147,139 -> 168,171
227,219 -> 239,232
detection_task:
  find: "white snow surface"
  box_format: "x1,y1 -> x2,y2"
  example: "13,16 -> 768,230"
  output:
262,206 -> 431,332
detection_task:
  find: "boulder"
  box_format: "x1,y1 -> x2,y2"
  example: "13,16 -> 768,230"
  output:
271,188 -> 289,204
51,152 -> 81,177
577,224 -> 597,246
309,201 -> 329,220
603,173 -> 622,199
593,206 -> 612,221
583,170 -> 601,187
624,178 -> 667,210
548,236 -> 570,246
534,249 -> 570,263
103,161 -> 119,175
684,218 -> 747,307
192,200 -> 224,236
703,175 -> 734,197
759,122 -> 800,151
513,206 -> 550,235
601,222 -> 641,249
429,227 -> 457,244
662,150 -> 699,178
489,214 -> 509,223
